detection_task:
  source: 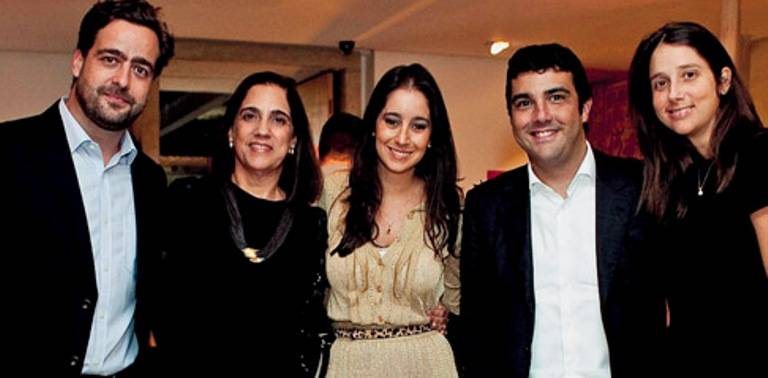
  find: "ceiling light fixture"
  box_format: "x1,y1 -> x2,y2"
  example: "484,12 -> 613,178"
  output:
490,41 -> 510,56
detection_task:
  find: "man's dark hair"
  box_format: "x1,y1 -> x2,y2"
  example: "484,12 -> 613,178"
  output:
505,43 -> 592,117
318,112 -> 363,161
77,0 -> 175,76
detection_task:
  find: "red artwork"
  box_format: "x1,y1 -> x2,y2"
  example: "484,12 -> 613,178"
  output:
586,70 -> 642,159
487,170 -> 504,180
486,70 -> 641,181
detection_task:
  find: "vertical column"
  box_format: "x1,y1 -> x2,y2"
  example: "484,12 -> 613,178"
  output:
720,0 -> 741,69
131,80 -> 160,163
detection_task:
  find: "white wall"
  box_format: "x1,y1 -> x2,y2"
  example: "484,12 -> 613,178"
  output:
0,49 -> 528,190
374,51 -> 526,191
0,50 -> 71,121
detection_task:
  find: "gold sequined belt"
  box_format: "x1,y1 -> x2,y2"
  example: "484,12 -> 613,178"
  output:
333,323 -> 432,340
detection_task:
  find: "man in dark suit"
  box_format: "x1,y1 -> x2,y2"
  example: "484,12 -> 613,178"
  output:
460,44 -> 666,377
0,1 -> 174,376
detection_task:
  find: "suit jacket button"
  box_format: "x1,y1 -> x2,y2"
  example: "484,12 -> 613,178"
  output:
70,355 -> 80,366
82,298 -> 92,310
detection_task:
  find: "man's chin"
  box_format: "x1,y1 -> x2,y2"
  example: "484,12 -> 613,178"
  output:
93,106 -> 143,131
94,113 -> 134,131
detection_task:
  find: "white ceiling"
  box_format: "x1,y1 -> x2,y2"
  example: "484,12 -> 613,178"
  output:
1,0 -> 767,70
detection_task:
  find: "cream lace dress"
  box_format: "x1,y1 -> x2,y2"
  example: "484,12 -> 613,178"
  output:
320,171 -> 460,378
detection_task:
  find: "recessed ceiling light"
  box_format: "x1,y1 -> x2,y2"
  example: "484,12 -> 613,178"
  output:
490,41 -> 510,55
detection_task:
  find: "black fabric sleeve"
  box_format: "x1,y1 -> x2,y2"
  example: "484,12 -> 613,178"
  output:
297,207 -> 332,376
737,131 -> 768,215
459,188 -> 489,377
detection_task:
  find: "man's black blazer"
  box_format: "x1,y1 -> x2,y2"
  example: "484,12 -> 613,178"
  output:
460,151 -> 665,377
0,103 -> 166,376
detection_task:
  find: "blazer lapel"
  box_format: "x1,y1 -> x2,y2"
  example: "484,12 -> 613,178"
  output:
131,155 -> 158,289
595,153 -> 631,305
132,163 -> 147,278
129,152 -> 166,349
500,168 -> 535,315
37,104 -> 97,294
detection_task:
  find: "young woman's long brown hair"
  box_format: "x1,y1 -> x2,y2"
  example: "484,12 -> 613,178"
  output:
628,22 -> 764,221
332,64 -> 462,258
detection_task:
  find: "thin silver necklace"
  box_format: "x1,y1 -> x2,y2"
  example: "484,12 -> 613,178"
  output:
697,161 -> 714,197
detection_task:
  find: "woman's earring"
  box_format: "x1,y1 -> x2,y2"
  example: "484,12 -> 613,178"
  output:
288,144 -> 296,155
228,138 -> 234,148
427,142 -> 432,149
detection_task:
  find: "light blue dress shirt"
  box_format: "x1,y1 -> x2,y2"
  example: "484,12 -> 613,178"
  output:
59,99 -> 139,375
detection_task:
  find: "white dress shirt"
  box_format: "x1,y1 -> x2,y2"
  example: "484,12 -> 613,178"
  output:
528,143 -> 611,378
59,99 -> 139,375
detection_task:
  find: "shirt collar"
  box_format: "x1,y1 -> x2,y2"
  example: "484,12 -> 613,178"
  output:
576,141 -> 597,181
59,98 -> 138,164
528,141 -> 596,192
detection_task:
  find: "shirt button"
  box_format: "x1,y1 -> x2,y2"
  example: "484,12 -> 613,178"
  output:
376,285 -> 383,293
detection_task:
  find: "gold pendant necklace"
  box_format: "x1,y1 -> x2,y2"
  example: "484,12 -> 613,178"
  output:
241,247 -> 264,264
697,162 -> 714,197
223,180 -> 278,264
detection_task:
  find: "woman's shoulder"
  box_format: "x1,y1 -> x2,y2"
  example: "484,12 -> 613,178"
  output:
735,127 -> 768,165
319,170 -> 350,211
324,169 -> 350,193
288,204 -> 329,258
730,127 -> 768,213
745,127 -> 768,150
295,203 -> 328,225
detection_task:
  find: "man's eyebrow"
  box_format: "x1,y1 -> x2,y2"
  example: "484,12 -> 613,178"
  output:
543,86 -> 571,96
96,48 -> 127,60
131,57 -> 155,72
97,48 -> 155,72
510,93 -> 532,102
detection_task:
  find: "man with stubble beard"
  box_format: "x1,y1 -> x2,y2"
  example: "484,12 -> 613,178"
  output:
0,1 -> 174,376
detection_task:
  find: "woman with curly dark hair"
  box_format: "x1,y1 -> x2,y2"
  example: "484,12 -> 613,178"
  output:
321,63 -> 462,377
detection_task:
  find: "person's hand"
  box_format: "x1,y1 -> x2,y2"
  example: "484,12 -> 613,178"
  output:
427,304 -> 448,335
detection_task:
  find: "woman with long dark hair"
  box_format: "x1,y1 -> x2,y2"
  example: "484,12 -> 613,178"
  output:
628,22 -> 767,375
158,71 -> 328,376
320,63 -> 462,377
